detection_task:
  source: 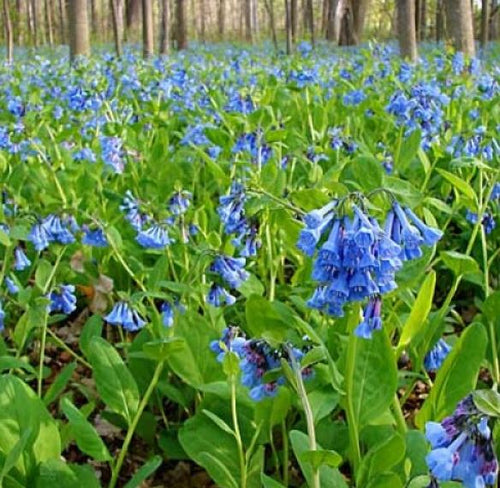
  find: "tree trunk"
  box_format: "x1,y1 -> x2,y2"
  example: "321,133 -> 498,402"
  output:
176,0 -> 187,49
352,0 -> 369,41
142,0 -> 154,57
69,0 -> 90,60
263,0 -> 278,49
480,0 -> 490,47
31,0 -> 38,47
58,0 -> 65,44
3,0 -> 13,63
110,0 -> 124,56
321,0 -> 328,34
307,0 -> 315,46
325,0 -> 337,40
160,0 -> 170,53
397,0 -> 417,61
418,0 -> 426,40
45,0 -> 54,45
444,0 -> 475,56
16,0 -> 24,45
244,0 -> 253,42
285,0 -> 293,53
291,0 -> 298,41
200,0 -> 206,41
436,0 -> 444,41
338,0 -> 357,45
218,0 -> 226,37
491,0 -> 499,40
90,0 -> 97,36
126,0 -> 141,28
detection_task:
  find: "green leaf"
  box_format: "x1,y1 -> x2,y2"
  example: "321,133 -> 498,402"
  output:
142,337 -> 185,360
0,428 -> 32,482
416,323 -> 487,427
397,130 -> 421,168
261,474 -> 286,488
351,155 -> 384,191
0,229 -> 11,247
289,430 -> 348,488
202,409 -> 235,436
179,414 -> 240,488
79,315 -> 103,358
35,459 -> 100,488
436,169 -> 476,200
0,375 -> 61,479
473,389 -> 500,417
87,337 -> 140,425
123,455 -> 162,488
441,251 -> 480,276
300,449 -> 342,469
35,260 -> 53,291
43,362 -> 76,406
245,296 -> 295,342
405,430 -> 429,478
106,226 -> 123,249
398,271 -> 436,349
345,326 -> 397,428
61,398 -> 111,461
0,356 -> 36,375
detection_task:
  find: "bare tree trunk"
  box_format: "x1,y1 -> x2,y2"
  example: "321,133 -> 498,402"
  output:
31,0 -> 38,47
397,0 -> 417,60
244,0 -> 253,42
218,0 -> 226,37
419,0 -> 426,40
200,0 -> 206,41
444,0 -> 475,56
436,0 -> 444,41
45,0 -> 54,45
338,0 -> 358,45
263,0 -> 278,49
58,0 -> 65,44
480,0 -> 490,47
69,0 -> 90,60
321,0 -> 328,34
352,0 -> 369,41
491,0 -> 499,40
325,0 -> 337,40
160,0 -> 170,53
90,0 -> 97,36
142,0 -> 153,57
285,0 -> 293,53
291,0 -> 298,41
307,0 -> 315,45
176,0 -> 187,49
3,0 -> 13,63
126,0 -> 141,28
16,0 -> 24,45
110,0 -> 124,56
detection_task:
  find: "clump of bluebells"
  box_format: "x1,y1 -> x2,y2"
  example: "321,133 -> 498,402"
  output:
297,193 -> 442,338
48,285 -> 77,315
104,301 -> 146,332
211,327 -> 313,401
424,338 -> 451,372
425,395 -> 498,487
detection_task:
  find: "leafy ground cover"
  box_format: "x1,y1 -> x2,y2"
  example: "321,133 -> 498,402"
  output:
0,42 -> 499,487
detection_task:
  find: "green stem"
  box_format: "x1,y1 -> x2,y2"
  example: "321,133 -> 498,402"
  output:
281,419 -> 289,487
37,311 -> 49,397
265,219 -> 276,301
109,360 -> 165,488
231,376 -> 247,488
46,328 -> 92,369
293,353 -> 320,488
392,395 -> 407,435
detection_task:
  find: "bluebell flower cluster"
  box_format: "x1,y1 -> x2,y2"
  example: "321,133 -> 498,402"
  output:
466,210 -> 496,235
424,338 -> 451,372
447,127 -> 496,161
104,301 -> 146,332
168,190 -> 191,216
160,300 -> 185,328
206,283 -> 237,307
136,224 -> 172,249
233,131 -> 272,165
426,395 -> 498,487
120,190 -> 148,231
82,227 -> 108,247
48,285 -> 77,314
5,276 -> 19,295
211,327 -> 313,401
210,255 -> 250,290
297,197 -> 442,338
100,136 -> 125,174
328,127 -> 358,154
28,214 -> 76,251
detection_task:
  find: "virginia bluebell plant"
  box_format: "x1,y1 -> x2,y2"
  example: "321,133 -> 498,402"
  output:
297,194 -> 442,338
424,338 -> 451,372
105,301 -> 146,332
425,395 -> 498,487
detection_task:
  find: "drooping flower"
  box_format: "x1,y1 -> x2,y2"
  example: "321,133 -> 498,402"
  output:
5,276 -> 18,294
82,227 -> 108,247
210,255 -> 249,289
424,338 -> 451,372
0,301 -> 4,331
48,285 -> 77,315
206,283 -> 236,307
168,190 -> 191,215
14,247 -> 31,271
104,301 -> 146,332
136,224 -> 172,249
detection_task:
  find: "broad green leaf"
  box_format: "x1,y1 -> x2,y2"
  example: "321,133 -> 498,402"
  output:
397,130 -> 421,168
473,389 -> 500,417
405,430 -> 429,478
441,251 -> 480,276
142,337 -> 185,360
35,260 -> 53,291
87,337 -> 140,425
0,428 -> 32,483
366,472 -> 403,488
79,315 -> 103,358
61,398 -> 111,461
124,455 -> 162,488
202,409 -> 235,436
351,155 -> 384,191
0,375 -> 60,479
0,356 -> 36,375
289,430 -> 348,488
398,271 -> 436,348
416,323 -> 487,427
43,362 -> 76,406
300,449 -> 342,469
261,473 -> 286,487
0,229 -> 11,247
436,168 -> 476,200
345,326 -> 397,428
35,459 -> 100,488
